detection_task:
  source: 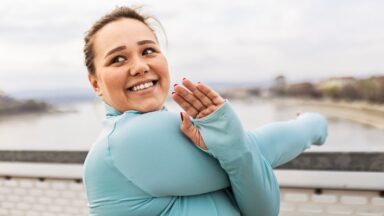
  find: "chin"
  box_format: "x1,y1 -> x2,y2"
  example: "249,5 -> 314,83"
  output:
139,101 -> 164,113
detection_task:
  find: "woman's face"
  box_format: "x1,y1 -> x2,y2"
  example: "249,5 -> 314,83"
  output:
89,18 -> 170,113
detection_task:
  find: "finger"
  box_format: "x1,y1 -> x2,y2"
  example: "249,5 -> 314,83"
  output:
172,93 -> 199,118
174,84 -> 205,111
182,78 -> 213,107
181,78 -> 198,92
196,83 -> 225,105
180,112 -> 208,150
196,106 -> 216,119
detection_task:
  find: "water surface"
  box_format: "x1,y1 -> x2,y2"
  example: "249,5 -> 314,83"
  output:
0,99 -> 382,152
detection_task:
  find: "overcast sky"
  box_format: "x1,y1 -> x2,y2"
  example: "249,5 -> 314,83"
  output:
0,0 -> 383,93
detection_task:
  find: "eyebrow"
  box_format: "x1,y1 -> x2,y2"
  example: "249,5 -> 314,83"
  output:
104,46 -> 126,58
104,40 -> 157,58
137,40 -> 156,45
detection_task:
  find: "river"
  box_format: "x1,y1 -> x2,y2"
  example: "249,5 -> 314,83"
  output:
0,98 -> 383,152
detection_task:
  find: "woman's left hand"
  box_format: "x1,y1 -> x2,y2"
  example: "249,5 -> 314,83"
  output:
172,78 -> 225,150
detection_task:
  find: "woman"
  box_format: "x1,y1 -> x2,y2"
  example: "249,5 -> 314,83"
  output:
82,6 -> 328,216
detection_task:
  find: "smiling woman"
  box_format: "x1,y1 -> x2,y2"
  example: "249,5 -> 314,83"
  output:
82,6 -> 328,216
86,17 -> 170,113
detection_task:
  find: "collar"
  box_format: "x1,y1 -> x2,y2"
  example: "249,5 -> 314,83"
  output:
104,102 -> 167,118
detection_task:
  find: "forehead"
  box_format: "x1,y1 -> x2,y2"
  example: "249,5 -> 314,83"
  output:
93,18 -> 157,56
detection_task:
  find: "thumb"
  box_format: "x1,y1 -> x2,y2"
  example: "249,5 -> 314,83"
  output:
180,112 -> 195,139
180,112 -> 207,150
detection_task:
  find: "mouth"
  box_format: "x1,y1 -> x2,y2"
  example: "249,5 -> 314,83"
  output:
127,80 -> 158,92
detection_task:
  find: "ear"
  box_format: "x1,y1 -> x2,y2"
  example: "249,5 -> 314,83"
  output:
88,74 -> 102,96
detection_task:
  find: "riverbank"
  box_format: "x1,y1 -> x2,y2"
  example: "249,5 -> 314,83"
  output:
0,95 -> 54,116
271,97 -> 384,129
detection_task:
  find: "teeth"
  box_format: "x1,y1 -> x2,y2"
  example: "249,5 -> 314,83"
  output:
131,81 -> 154,91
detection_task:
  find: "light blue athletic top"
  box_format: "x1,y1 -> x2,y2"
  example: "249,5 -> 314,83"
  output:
83,100 -> 327,216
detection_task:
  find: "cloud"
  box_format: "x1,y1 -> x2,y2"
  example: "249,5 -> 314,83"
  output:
0,0 -> 383,92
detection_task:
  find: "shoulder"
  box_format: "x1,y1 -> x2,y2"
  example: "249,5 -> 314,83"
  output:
108,110 -> 182,149
115,110 -> 180,134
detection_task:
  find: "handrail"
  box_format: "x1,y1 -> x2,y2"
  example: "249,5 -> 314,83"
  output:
0,151 -> 383,172
0,151 -> 87,164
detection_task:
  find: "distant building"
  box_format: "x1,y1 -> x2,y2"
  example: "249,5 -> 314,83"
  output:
316,76 -> 357,90
315,76 -> 358,99
219,88 -> 253,99
285,82 -> 320,98
270,75 -> 287,96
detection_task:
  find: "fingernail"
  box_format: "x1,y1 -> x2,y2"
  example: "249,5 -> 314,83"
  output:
180,112 -> 184,121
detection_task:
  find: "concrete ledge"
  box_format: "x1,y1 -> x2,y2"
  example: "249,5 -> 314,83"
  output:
0,151 -> 87,164
1,151 -> 383,190
275,170 -> 384,190
1,163 -> 383,190
0,151 -> 383,172
276,152 -> 384,172
0,162 -> 83,179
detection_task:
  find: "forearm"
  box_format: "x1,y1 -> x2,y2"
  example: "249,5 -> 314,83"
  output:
247,113 -> 328,168
220,140 -> 280,216
194,101 -> 280,216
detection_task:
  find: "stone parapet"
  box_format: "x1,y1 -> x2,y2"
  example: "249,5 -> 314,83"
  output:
0,151 -> 383,215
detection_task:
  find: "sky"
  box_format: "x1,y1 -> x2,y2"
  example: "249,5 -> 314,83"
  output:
0,0 -> 383,93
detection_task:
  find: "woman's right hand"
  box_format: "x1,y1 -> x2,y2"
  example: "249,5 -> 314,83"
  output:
172,78 -> 225,150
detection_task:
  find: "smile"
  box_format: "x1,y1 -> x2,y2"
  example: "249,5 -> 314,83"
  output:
128,80 -> 158,92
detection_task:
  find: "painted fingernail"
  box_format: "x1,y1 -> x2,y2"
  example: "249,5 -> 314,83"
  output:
180,112 -> 184,121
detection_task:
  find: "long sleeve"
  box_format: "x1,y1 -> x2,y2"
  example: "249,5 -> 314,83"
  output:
85,101 -> 328,215
108,110 -> 231,197
247,113 -> 328,168
193,101 -> 280,216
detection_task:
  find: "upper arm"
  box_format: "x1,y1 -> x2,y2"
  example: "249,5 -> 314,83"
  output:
108,111 -> 229,197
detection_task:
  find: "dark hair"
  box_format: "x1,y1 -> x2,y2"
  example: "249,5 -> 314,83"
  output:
83,6 -> 159,75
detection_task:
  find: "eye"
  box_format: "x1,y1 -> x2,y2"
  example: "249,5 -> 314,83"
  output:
142,48 -> 157,56
111,56 -> 126,64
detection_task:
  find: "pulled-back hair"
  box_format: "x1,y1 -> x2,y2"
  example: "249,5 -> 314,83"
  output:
83,6 -> 158,75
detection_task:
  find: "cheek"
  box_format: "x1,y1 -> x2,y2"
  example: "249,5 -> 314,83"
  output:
160,70 -> 170,91
99,72 -> 125,93
161,69 -> 170,82
157,58 -> 170,83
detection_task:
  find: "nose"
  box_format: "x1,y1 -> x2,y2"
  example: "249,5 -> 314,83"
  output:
129,56 -> 149,76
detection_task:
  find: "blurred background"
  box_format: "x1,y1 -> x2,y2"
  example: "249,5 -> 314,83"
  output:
0,1 -> 384,215
0,0 -> 383,152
